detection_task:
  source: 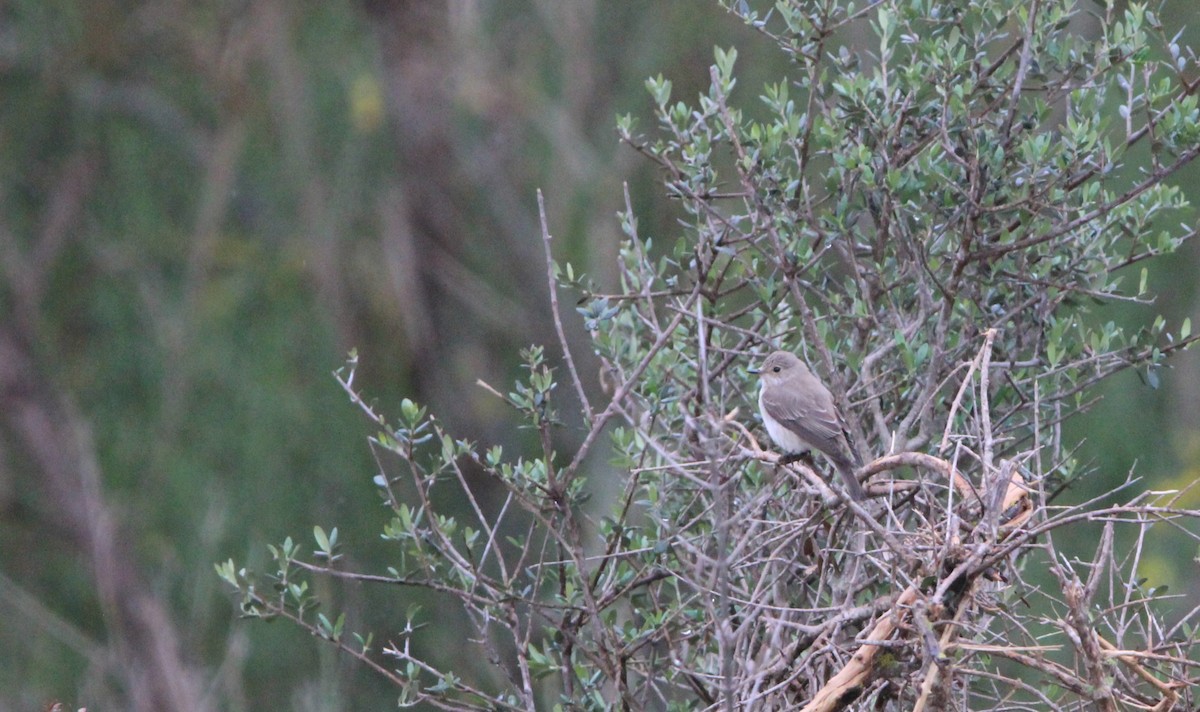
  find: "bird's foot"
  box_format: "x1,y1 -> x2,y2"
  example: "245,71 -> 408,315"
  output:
778,452 -> 816,468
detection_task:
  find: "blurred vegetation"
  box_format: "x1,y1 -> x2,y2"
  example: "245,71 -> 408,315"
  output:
1,0 -> 1199,710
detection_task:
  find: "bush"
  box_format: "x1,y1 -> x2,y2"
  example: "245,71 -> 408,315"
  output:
221,0 -> 1200,708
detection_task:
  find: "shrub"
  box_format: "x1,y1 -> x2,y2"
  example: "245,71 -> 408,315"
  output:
221,0 -> 1200,708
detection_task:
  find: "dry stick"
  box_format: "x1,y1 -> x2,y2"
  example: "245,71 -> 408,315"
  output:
802,481 -> 1033,709
984,501 -> 1193,574
933,467 -> 1031,607
962,645 -> 1096,698
998,0 -> 1040,144
514,609 -> 537,712
537,189 -> 592,424
998,469 -> 1034,532
264,600 -> 412,690
939,337 -> 987,454
696,296 -> 709,405
1064,578 -> 1120,712
860,451 -> 979,502
978,328 -> 998,475
734,438 -> 913,561
912,582 -> 977,712
478,491 -> 515,587
449,454 -> 509,583
1096,636 -> 1185,703
1085,521 -> 1115,606
1032,375 -> 1046,498
714,457 -> 737,712
798,585 -> 923,712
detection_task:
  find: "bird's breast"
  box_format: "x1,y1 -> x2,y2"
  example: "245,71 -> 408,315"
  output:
759,388 -> 812,454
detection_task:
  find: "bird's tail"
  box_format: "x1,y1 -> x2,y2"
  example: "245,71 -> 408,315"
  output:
834,458 -> 868,502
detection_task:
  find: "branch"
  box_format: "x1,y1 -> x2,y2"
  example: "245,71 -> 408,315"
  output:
537,189 -> 592,424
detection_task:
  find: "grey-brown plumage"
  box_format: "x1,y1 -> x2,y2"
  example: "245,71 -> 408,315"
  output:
751,351 -> 867,501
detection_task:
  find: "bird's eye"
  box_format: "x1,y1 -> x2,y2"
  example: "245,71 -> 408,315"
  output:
772,366 -> 781,372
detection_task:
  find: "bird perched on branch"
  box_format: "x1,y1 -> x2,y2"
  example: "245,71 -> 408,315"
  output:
750,351 -> 867,502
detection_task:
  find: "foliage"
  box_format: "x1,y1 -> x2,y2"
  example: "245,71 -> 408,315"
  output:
222,0 -> 1200,709
2,2 -> 772,709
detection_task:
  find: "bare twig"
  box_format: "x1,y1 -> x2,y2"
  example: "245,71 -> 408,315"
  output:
537,189 -> 593,423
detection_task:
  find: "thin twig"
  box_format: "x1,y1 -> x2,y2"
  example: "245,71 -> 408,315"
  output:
537,189 -> 593,424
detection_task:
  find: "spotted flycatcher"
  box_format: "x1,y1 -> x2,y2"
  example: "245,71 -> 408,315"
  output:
751,351 -> 867,501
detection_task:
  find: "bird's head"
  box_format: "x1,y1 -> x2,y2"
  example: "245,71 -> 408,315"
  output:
750,351 -> 811,386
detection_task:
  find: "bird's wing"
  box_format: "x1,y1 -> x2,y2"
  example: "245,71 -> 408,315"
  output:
761,383 -> 860,468
761,387 -> 841,446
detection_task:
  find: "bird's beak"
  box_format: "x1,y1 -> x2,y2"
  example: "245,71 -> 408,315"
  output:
747,367 -> 760,375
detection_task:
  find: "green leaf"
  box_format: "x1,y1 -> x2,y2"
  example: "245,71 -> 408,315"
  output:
314,526 -> 331,556
215,559 -> 239,587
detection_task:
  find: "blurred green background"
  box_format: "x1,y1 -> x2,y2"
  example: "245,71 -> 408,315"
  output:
1,1 -> 1197,709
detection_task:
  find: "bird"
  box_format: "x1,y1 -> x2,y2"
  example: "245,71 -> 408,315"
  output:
750,351 -> 868,501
